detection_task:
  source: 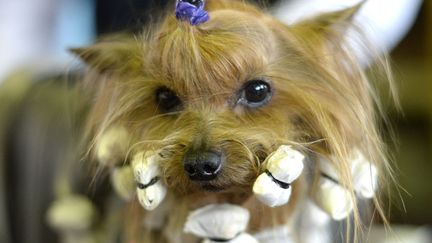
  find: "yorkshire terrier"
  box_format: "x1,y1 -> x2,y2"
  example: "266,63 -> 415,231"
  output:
1,0 -> 396,243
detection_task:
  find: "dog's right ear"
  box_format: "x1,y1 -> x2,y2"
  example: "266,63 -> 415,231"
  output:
70,39 -> 142,74
206,0 -> 261,14
294,1 -> 365,35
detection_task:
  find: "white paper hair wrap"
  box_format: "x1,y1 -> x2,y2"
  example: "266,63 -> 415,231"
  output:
253,145 -> 305,207
314,149 -> 378,220
351,150 -> 378,199
110,166 -> 135,201
132,151 -> 167,211
203,234 -> 258,243
184,204 -> 258,243
47,195 -> 98,243
313,177 -> 353,221
96,126 -> 129,167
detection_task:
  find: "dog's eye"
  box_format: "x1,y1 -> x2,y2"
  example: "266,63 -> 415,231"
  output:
239,80 -> 272,108
155,87 -> 182,113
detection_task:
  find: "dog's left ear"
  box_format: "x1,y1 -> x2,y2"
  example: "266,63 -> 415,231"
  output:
70,39 -> 142,74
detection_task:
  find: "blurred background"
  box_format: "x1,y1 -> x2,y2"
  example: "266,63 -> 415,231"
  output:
0,0 -> 431,242
388,0 -> 432,229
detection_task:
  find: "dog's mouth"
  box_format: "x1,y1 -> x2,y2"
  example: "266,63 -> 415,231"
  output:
192,176 -> 255,195
197,181 -> 226,192
185,183 -> 253,210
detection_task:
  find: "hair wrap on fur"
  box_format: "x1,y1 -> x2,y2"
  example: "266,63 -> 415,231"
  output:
175,0 -> 210,26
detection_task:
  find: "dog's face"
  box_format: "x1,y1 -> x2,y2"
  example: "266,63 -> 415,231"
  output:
146,10 -> 294,195
77,1 -> 384,207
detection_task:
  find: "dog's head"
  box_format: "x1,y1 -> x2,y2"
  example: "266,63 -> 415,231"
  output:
75,0 -> 392,212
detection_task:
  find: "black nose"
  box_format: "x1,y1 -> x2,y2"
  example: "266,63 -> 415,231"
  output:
183,150 -> 222,181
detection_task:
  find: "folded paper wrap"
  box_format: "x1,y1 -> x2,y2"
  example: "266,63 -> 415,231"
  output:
184,204 -> 258,243
110,165 -> 135,201
47,195 -> 98,243
203,233 -> 258,243
47,195 -> 96,231
314,149 -> 378,220
313,177 -> 353,221
96,126 -> 129,167
350,150 -> 378,199
132,151 -> 167,211
253,145 -> 305,207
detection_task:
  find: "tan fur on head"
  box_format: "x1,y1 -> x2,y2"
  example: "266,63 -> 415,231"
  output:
75,0 -> 395,242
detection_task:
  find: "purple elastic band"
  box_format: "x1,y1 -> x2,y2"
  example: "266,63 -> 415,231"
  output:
175,0 -> 210,26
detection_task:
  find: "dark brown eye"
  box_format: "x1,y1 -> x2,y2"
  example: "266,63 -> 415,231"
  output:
155,87 -> 182,113
239,80 -> 272,108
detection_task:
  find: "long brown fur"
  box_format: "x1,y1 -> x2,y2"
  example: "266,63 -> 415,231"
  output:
73,0 -> 396,242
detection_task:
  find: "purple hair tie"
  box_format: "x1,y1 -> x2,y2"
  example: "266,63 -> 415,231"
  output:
175,0 -> 210,26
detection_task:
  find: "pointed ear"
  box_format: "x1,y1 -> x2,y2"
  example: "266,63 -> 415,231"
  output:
295,1 -> 365,34
206,0 -> 262,14
70,39 -> 142,74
